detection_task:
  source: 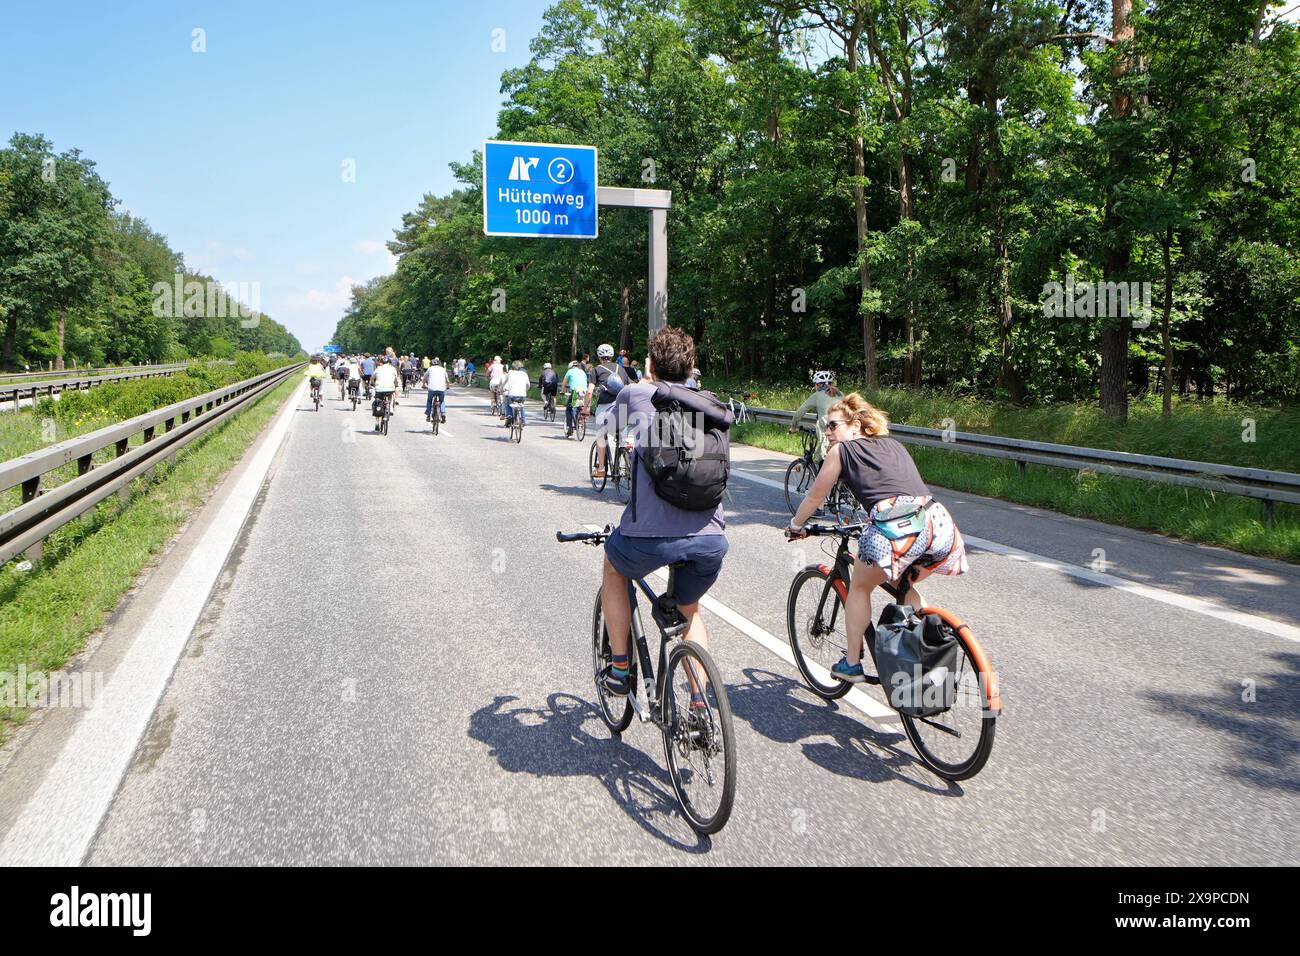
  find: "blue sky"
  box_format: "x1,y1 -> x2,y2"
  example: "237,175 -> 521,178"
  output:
1,0 -> 551,351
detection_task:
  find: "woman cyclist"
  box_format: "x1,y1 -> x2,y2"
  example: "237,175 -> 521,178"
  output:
784,393 -> 967,683
788,370 -> 841,463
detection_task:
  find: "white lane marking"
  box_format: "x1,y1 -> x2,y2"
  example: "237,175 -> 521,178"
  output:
582,524 -> 897,725
730,466 -> 1300,645
961,534 -> 1300,645
0,380 -> 306,867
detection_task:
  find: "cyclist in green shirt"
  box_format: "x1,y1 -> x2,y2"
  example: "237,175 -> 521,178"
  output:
304,357 -> 330,402
562,360 -> 589,437
789,370 -> 841,462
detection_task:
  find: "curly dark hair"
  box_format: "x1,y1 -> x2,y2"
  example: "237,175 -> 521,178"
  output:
648,326 -> 696,383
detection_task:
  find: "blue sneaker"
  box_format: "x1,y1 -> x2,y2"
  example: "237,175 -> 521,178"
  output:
831,657 -> 866,683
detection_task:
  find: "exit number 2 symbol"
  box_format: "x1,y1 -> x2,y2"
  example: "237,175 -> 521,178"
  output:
548,158 -> 575,184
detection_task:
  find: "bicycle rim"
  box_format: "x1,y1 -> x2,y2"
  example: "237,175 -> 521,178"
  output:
591,592 -> 634,733
589,441 -> 607,492
786,567 -> 854,699
784,459 -> 809,515
662,642 -> 736,835
899,627 -> 997,780
613,447 -> 630,503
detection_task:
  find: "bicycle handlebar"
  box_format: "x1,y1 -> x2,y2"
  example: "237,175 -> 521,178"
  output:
802,522 -> 867,537
556,524 -> 614,544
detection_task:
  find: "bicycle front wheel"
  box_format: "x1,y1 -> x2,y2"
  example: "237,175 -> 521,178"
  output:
662,641 -> 736,835
786,566 -> 854,699
591,590 -> 634,733
898,613 -> 997,781
784,458 -> 812,515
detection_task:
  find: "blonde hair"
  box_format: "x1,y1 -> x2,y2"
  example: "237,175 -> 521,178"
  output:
830,393 -> 890,436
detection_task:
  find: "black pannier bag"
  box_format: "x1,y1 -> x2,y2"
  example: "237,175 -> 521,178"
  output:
872,603 -> 959,717
372,397 -> 385,417
637,382 -> 733,514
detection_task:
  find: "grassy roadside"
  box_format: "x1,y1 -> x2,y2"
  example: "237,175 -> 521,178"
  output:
732,420 -> 1300,563
0,375 -> 299,744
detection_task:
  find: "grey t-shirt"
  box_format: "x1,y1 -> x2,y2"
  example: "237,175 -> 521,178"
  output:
612,381 -> 726,538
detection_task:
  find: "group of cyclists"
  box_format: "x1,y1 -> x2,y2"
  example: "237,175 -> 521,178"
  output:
305,331 -> 968,691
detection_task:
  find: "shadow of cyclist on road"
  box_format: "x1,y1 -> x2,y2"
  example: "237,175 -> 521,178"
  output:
727,667 -> 957,795
468,692 -> 714,853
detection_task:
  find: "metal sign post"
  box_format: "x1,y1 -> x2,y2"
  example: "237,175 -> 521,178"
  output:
597,186 -> 671,335
483,141 -> 672,336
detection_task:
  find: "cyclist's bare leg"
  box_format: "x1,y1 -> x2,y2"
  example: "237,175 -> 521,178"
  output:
844,557 -> 887,665
602,558 -> 632,658
593,423 -> 610,474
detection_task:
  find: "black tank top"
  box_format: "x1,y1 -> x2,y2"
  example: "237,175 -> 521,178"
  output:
837,436 -> 929,510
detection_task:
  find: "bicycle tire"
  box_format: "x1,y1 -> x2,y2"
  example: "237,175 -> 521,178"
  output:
431,411 -> 439,436
612,446 -> 631,503
511,418 -> 523,443
784,458 -> 813,515
591,590 -> 635,733
662,641 -> 736,835
785,566 -> 854,700
898,615 -> 997,781
589,440 -> 607,492
576,413 -> 587,441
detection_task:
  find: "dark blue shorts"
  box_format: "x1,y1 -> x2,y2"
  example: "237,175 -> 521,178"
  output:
604,530 -> 728,605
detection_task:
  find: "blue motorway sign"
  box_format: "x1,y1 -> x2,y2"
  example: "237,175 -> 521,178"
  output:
483,140 -> 598,239
323,344 -> 342,353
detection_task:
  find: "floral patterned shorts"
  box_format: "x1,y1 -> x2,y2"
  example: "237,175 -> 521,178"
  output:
857,495 -> 968,585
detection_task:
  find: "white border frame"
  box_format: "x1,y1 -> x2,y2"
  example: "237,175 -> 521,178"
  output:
482,139 -> 599,239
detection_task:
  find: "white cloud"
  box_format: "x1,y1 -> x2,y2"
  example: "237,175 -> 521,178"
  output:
353,239 -> 398,273
282,275 -> 358,312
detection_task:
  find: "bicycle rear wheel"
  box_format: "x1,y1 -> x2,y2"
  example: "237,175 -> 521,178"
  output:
611,446 -> 631,503
431,407 -> 439,436
589,440 -> 607,492
786,566 -> 854,699
784,458 -> 813,515
511,417 -> 523,442
662,641 -> 736,835
576,413 -> 587,441
591,591 -> 634,733
898,613 -> 997,781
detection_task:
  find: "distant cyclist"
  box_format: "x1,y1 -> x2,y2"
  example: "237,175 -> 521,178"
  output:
789,370 -> 842,462
488,355 -> 506,416
562,360 -> 588,437
589,344 -> 628,477
503,360 -> 530,429
304,356 -> 329,402
539,362 -> 559,416
371,358 -> 399,427
361,354 -> 377,396
424,358 -> 448,423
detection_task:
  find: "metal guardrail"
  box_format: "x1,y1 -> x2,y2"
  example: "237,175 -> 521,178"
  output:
0,362 -> 186,385
740,402 -> 1300,519
0,363 -> 304,565
1,364 -> 190,411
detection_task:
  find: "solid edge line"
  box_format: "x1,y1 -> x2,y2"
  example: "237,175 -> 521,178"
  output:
0,379 -> 306,867
729,467 -> 1300,646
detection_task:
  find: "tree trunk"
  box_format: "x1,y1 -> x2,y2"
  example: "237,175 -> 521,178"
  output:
847,37 -> 878,389
1099,0 -> 1134,419
56,309 -> 66,371
1161,226 -> 1174,418
619,284 -> 631,355
2,312 -> 16,369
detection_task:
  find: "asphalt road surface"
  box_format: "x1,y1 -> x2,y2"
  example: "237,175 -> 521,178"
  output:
5,382 -> 1298,864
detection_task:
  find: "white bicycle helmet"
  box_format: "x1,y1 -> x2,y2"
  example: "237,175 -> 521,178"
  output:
812,370 -> 834,386
543,362 -> 552,369
597,343 -> 615,360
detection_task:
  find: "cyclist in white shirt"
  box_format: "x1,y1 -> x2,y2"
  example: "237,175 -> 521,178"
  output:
372,360 -> 399,423
503,360 -> 531,428
488,355 -> 507,417
424,358 -> 449,423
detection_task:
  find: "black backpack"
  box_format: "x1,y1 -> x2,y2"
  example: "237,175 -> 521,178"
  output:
635,382 -> 733,515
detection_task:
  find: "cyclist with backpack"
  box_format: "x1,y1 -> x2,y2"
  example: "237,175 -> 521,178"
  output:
596,326 -> 733,700
589,343 -> 629,478
784,393 -> 968,683
562,360 -> 588,437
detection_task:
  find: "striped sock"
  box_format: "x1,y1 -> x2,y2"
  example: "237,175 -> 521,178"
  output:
611,653 -> 629,678
689,691 -> 707,709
